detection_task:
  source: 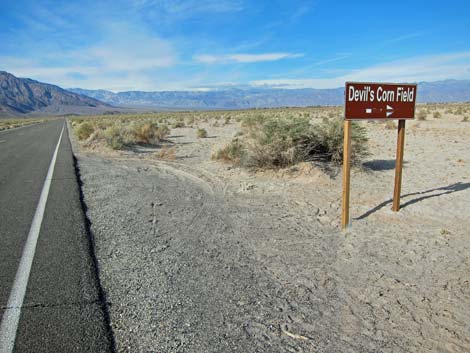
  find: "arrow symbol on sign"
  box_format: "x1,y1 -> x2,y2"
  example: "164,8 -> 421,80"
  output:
386,105 -> 394,117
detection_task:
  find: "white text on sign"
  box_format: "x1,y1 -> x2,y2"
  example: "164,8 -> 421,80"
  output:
348,85 -> 415,103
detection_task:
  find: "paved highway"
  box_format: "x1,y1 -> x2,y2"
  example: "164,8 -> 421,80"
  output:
0,120 -> 113,352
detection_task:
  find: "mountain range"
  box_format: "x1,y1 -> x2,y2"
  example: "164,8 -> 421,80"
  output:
1,71 -> 469,118
69,80 -> 470,109
0,71 -> 113,117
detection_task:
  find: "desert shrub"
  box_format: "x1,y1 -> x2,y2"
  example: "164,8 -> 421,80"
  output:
76,122 -> 94,140
104,125 -> 126,150
212,138 -> 246,164
313,118 -> 368,164
433,111 -> 442,119
172,120 -> 185,128
197,128 -> 208,138
462,116 -> 469,122
417,110 -> 427,120
224,116 -> 231,125
214,116 -> 368,169
133,123 -> 156,144
130,122 -> 170,144
156,124 -> 170,140
245,117 -> 311,168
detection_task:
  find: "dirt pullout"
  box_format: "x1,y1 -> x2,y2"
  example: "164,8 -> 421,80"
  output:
78,153 -> 470,353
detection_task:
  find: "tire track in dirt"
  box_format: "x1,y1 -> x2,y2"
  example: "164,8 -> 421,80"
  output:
78,153 -> 470,353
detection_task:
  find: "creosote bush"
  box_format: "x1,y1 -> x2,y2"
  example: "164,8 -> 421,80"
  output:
213,115 -> 368,169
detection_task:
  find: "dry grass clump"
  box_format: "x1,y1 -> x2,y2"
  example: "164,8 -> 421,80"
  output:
73,118 -> 171,150
213,115 -> 368,169
433,111 -> 442,119
155,146 -> 177,160
196,128 -> 208,138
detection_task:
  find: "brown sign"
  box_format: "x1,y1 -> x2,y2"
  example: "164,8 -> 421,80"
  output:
345,82 -> 417,120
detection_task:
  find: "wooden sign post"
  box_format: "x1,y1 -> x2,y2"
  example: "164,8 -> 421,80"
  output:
342,82 -> 417,229
392,120 -> 406,211
341,120 -> 352,228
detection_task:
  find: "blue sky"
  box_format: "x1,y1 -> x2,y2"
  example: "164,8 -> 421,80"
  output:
1,0 -> 469,91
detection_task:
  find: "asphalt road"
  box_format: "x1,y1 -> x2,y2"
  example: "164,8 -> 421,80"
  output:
0,120 -> 113,352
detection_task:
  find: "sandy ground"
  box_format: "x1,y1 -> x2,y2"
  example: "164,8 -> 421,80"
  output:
71,108 -> 470,352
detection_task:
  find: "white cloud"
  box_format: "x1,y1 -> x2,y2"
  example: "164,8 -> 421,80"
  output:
383,31 -> 425,45
1,21 -> 178,91
4,49 -> 470,92
194,52 -> 303,64
251,52 -> 470,89
85,37 -> 176,71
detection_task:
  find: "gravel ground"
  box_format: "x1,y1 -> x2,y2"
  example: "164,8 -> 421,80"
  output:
72,109 -> 470,352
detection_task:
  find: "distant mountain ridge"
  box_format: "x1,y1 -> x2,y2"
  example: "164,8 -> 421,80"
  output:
0,71 -> 112,117
1,70 -> 469,118
70,79 -> 470,110
69,87 -> 344,109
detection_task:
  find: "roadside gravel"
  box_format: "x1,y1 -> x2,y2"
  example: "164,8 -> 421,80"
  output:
76,154 -> 469,353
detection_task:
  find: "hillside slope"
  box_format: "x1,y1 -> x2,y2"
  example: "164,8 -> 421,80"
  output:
0,71 -> 112,117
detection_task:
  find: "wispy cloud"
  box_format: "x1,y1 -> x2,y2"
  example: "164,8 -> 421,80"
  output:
132,0 -> 243,19
384,31 -> 426,45
251,52 -> 470,89
289,4 -> 312,21
194,52 -> 303,64
263,2 -> 314,30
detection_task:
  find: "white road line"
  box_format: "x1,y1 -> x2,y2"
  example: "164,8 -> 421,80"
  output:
0,123 -> 65,353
